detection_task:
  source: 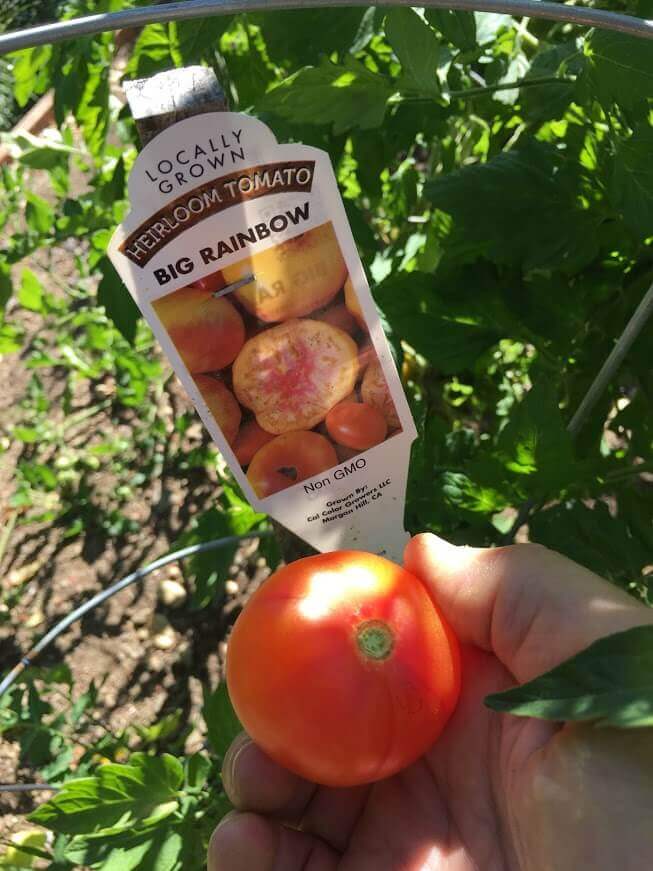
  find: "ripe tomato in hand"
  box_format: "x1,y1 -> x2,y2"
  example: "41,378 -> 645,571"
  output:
226,550 -> 461,787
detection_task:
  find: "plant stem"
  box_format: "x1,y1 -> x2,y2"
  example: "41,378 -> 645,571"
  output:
390,75 -> 574,106
605,462 -> 653,483
449,75 -> 574,100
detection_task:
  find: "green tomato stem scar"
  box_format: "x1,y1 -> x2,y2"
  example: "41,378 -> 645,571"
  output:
356,620 -> 394,661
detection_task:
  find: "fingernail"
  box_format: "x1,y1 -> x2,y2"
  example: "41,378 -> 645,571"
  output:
222,732 -> 251,804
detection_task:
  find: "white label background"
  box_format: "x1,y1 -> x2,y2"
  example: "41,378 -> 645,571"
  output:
109,113 -> 417,564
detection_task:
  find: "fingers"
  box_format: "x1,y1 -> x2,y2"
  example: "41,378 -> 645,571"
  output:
222,734 -> 371,851
297,783 -> 370,852
208,810 -> 338,871
404,533 -> 653,683
222,733 -> 315,819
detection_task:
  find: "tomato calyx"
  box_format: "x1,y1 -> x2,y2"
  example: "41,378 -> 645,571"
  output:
356,619 -> 394,661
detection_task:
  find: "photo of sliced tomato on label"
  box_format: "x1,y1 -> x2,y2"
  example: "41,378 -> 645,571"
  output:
227,550 -> 461,787
150,221 -> 403,500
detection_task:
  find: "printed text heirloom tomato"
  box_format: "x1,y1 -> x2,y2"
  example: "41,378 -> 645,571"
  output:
226,551 -> 461,787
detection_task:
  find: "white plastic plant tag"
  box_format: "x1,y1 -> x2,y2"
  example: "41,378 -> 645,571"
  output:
108,112 -> 417,562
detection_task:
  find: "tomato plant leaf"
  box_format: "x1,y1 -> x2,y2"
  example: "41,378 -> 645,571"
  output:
76,62 -> 110,159
25,192 -> 53,236
134,711 -> 183,747
9,45 -> 52,107
529,499 -> 653,588
425,9 -> 477,52
222,24 -> 277,111
441,470 -> 509,514
220,483 -> 266,535
29,753 -> 183,836
203,683 -> 242,758
7,130 -> 77,175
127,24 -> 177,80
424,139 -> 599,271
583,29 -> 653,114
18,269 -> 44,313
170,15 -> 234,65
253,8 -> 368,65
496,380 -> 575,494
519,40 -> 581,122
375,272 -> 500,373
486,626 -> 653,727
184,753 -> 211,791
64,825 -> 183,871
610,125 -> 653,239
175,507 -> 238,610
385,8 -> 443,97
96,258 -> 140,345
259,57 -> 392,133
0,258 -> 12,314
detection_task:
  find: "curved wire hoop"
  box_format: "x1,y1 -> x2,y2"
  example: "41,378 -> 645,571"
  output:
0,0 -> 652,54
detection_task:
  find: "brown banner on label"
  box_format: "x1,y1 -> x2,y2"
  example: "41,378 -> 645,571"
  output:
119,159 -> 315,267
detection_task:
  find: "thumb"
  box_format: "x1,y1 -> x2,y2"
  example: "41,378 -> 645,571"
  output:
404,533 -> 653,683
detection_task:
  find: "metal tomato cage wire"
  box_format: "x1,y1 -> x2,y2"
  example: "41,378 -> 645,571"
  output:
1,0 -> 653,51
0,0 -> 653,721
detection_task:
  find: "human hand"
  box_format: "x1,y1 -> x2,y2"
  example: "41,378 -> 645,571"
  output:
208,535 -> 653,870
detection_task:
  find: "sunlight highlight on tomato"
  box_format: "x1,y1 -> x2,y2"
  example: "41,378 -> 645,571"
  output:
226,550 -> 461,787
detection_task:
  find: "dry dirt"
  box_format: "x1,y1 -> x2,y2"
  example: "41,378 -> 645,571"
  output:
0,163 -> 271,846
0,298 -> 270,839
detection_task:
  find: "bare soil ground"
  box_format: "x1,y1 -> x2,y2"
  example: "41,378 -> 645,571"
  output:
0,317 -> 268,837
0,202 -> 268,844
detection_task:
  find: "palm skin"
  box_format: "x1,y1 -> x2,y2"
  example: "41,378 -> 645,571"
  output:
209,536 -> 653,871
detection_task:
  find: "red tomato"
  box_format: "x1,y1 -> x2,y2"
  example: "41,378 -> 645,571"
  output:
226,550 -> 461,787
326,400 -> 388,450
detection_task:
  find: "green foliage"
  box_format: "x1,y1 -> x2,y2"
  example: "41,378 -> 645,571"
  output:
2,8 -> 653,868
1,664 -> 235,869
424,140 -> 599,271
174,487 -> 265,609
610,124 -> 653,237
259,56 -> 392,134
30,753 -> 184,834
426,9 -> 477,52
486,626 -> 653,727
583,28 -> 653,112
96,257 -> 140,343
29,750 -> 220,869
385,8 -> 445,98
203,683 -> 243,757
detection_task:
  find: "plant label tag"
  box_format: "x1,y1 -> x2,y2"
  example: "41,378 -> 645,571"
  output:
109,112 -> 416,563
